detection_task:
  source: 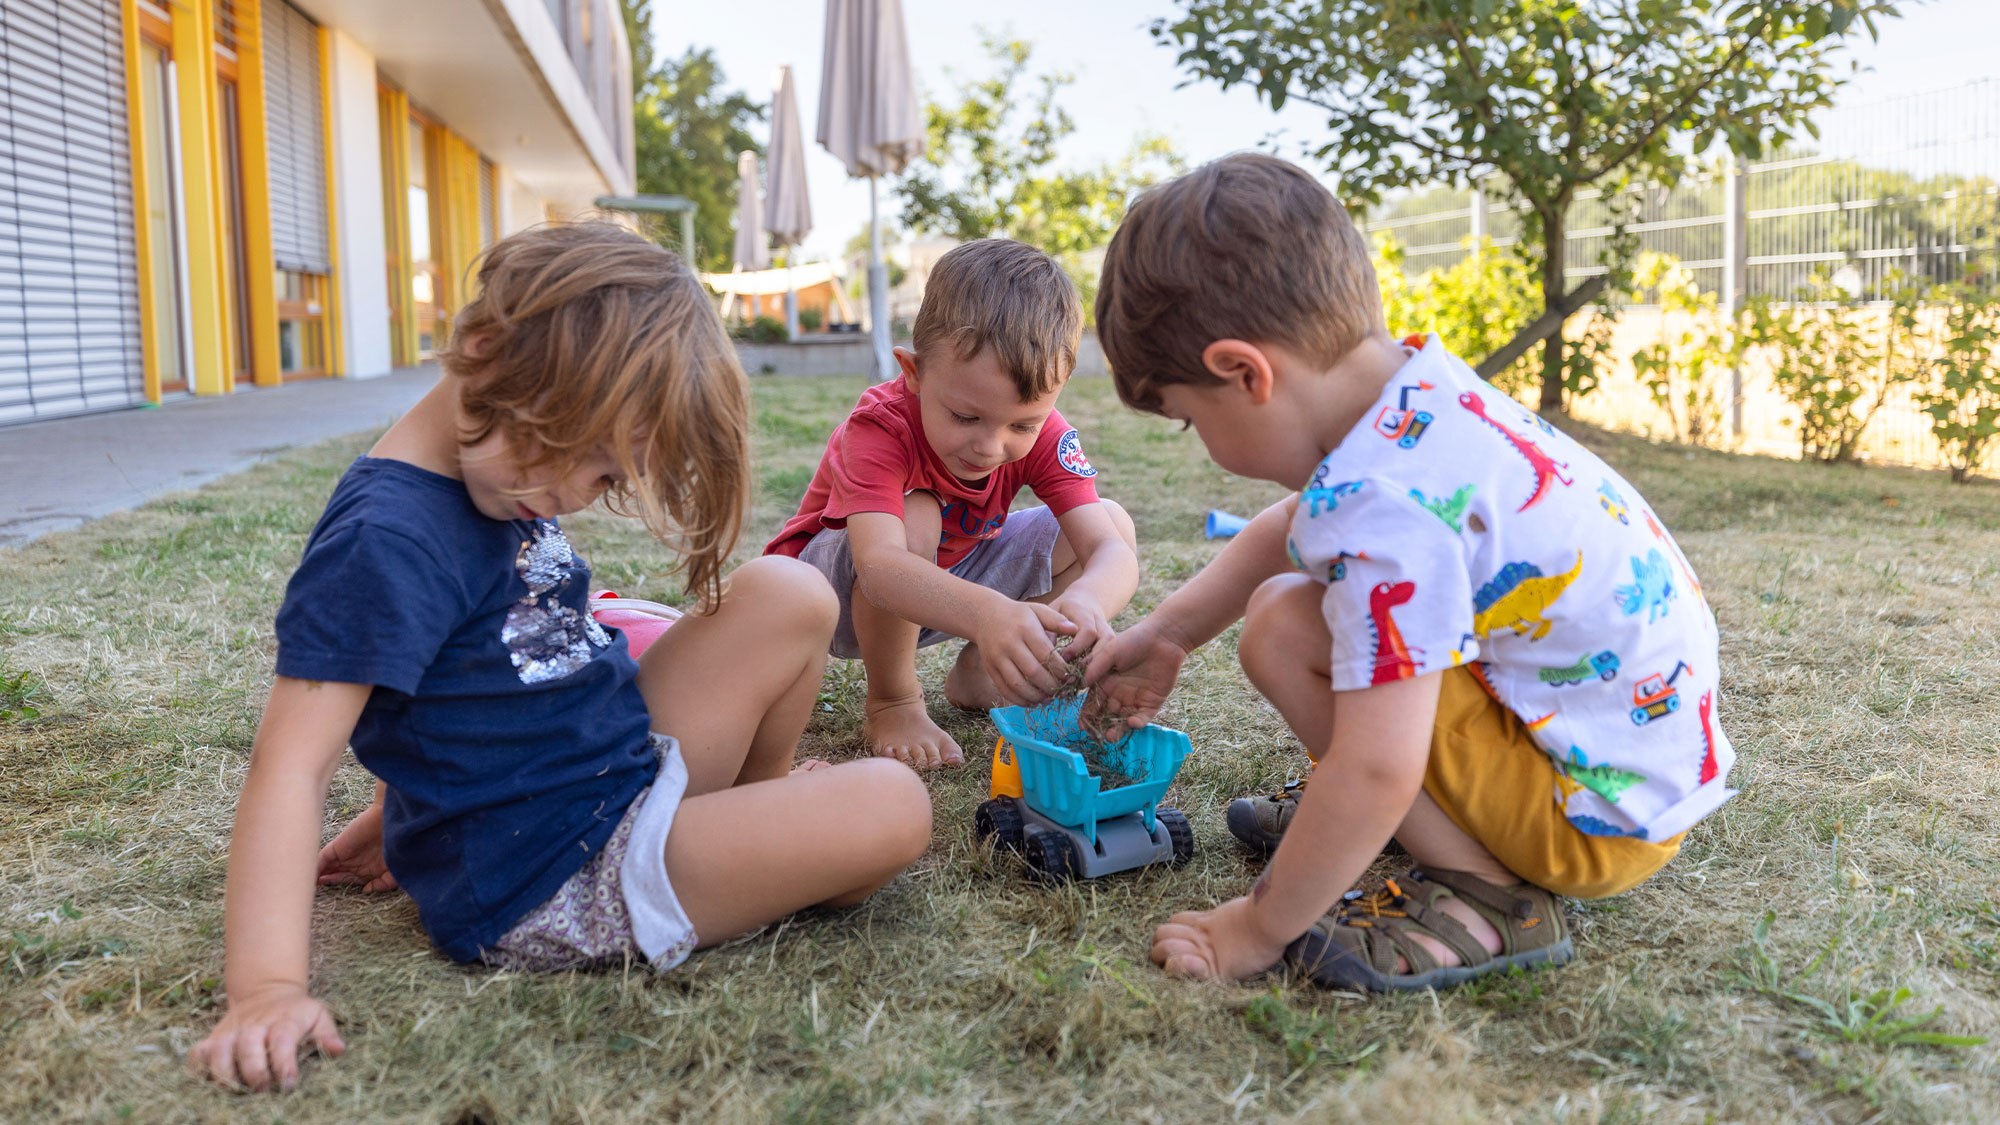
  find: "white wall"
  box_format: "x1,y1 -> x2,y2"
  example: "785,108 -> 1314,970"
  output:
497,167 -> 547,237
326,29 -> 393,377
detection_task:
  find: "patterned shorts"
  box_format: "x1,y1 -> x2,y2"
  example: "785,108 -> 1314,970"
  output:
481,736 -> 698,971
481,789 -> 651,971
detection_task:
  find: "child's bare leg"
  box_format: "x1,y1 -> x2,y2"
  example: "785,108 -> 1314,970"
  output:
666,758 -> 932,943
636,555 -> 839,793
854,492 -> 961,768
946,499 -> 1139,708
1239,572 -> 1511,969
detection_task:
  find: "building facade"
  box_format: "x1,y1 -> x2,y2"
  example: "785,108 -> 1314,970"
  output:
0,0 -> 635,425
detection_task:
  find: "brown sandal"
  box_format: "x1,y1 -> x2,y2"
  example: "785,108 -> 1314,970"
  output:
1226,778 -> 1409,858
1285,868 -> 1573,992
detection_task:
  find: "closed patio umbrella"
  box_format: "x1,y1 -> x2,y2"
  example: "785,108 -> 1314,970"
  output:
817,0 -> 924,379
765,65 -> 813,339
732,151 -> 770,321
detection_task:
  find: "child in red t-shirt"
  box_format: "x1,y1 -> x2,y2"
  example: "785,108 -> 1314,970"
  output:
766,239 -> 1138,768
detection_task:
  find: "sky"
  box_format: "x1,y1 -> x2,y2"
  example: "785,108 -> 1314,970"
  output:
652,0 -> 2000,263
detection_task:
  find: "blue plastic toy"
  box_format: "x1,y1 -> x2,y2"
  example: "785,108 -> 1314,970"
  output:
1205,509 -> 1249,538
977,695 -> 1195,881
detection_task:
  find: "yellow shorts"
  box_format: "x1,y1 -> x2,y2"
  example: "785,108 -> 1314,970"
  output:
1422,666 -> 1681,899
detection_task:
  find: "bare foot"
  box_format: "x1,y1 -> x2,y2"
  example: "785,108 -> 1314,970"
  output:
862,691 -> 963,769
944,644 -> 1004,711
1393,887 -> 1506,972
790,758 -> 832,775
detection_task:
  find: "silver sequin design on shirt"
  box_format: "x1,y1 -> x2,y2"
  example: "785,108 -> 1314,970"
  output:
502,521 -> 611,684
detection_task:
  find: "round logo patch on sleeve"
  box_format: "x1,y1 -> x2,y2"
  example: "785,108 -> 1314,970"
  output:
1056,429 -> 1096,478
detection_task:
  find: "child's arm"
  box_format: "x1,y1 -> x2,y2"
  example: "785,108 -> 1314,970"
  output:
1151,673 -> 1440,979
1045,502 -> 1139,658
846,508 -> 1075,705
187,676 -> 371,1092
1082,494 -> 1297,725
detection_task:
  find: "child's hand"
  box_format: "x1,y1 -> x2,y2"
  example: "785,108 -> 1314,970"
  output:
973,599 -> 1077,705
1080,620 -> 1189,729
187,986 -> 346,1092
1151,895 -> 1293,981
1048,591 -> 1113,663
316,802 -> 398,893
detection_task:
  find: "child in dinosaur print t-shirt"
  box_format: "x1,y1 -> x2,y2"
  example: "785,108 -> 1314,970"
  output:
1287,334 -> 1732,842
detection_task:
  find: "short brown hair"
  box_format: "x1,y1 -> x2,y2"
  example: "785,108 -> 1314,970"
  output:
439,221 -> 749,610
911,239 -> 1082,400
1095,153 -> 1383,414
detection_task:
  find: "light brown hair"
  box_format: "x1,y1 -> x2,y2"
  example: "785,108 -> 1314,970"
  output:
439,221 -> 749,610
911,238 -> 1082,400
1094,153 -> 1383,414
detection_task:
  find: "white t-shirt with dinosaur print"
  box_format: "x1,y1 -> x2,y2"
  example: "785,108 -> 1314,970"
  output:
1286,334 -> 1734,842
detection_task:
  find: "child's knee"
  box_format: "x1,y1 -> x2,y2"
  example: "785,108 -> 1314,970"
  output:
734,555 -> 840,632
844,758 -> 933,860
1241,573 -> 1328,673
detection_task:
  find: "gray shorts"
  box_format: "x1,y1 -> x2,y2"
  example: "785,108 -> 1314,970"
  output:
798,505 -> 1062,659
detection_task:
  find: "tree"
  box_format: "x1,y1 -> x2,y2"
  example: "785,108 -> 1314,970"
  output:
617,0 -> 655,85
619,4 -> 765,273
895,37 -> 1182,310
1154,0 -> 1905,411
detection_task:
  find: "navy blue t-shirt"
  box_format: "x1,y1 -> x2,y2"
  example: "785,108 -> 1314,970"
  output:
274,457 -> 656,962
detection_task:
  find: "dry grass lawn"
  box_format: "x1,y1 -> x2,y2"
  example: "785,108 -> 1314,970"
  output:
3,374 -> 1998,1123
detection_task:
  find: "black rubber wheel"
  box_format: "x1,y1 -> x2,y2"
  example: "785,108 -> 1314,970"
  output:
975,797 -> 1026,852
1024,825 -> 1079,884
1157,806 -> 1195,865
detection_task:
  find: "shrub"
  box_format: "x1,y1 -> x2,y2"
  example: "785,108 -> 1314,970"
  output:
727,315 -> 789,343
799,308 -> 824,332
1741,276 -> 1929,463
1375,235 -> 1617,402
1628,253 -> 1734,446
1916,283 -> 2000,483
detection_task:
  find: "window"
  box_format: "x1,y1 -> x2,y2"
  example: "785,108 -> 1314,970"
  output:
275,269 -> 326,376
406,112 -> 443,357
136,35 -> 188,393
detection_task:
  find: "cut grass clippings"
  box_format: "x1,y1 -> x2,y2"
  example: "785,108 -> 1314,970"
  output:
2,374 -> 1998,1122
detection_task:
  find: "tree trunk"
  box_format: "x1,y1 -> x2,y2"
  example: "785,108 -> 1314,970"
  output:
1474,273 -> 1608,381
1538,216 -> 1567,413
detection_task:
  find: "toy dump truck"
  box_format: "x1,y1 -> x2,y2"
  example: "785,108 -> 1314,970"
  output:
1539,649 -> 1620,687
976,696 -> 1194,882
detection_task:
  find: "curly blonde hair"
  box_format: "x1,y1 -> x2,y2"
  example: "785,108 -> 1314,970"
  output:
438,221 -> 749,610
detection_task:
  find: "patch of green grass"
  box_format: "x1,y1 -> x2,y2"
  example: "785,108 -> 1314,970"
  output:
3,379 -> 1998,1121
1241,992 -> 1381,1073
0,666 -> 43,721
1743,911 -> 1988,1050
760,463 -> 817,511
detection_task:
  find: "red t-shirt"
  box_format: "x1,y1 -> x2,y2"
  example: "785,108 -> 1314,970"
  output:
764,377 -> 1101,568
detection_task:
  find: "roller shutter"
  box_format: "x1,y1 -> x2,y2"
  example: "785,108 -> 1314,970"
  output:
0,0 -> 146,425
262,0 -> 328,274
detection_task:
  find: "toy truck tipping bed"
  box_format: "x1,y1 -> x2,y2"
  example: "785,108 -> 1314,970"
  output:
975,696 -> 1195,882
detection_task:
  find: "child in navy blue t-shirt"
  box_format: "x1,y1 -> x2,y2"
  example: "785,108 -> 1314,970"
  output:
188,223 -> 932,1093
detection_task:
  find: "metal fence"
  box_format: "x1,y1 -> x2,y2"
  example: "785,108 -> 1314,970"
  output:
1366,78 -> 2000,305
1361,79 -> 2000,474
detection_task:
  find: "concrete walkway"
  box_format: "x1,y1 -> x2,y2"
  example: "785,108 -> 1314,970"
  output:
0,366 -> 440,547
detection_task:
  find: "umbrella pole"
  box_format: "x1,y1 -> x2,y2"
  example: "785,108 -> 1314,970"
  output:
784,243 -> 800,340
868,175 -> 892,381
